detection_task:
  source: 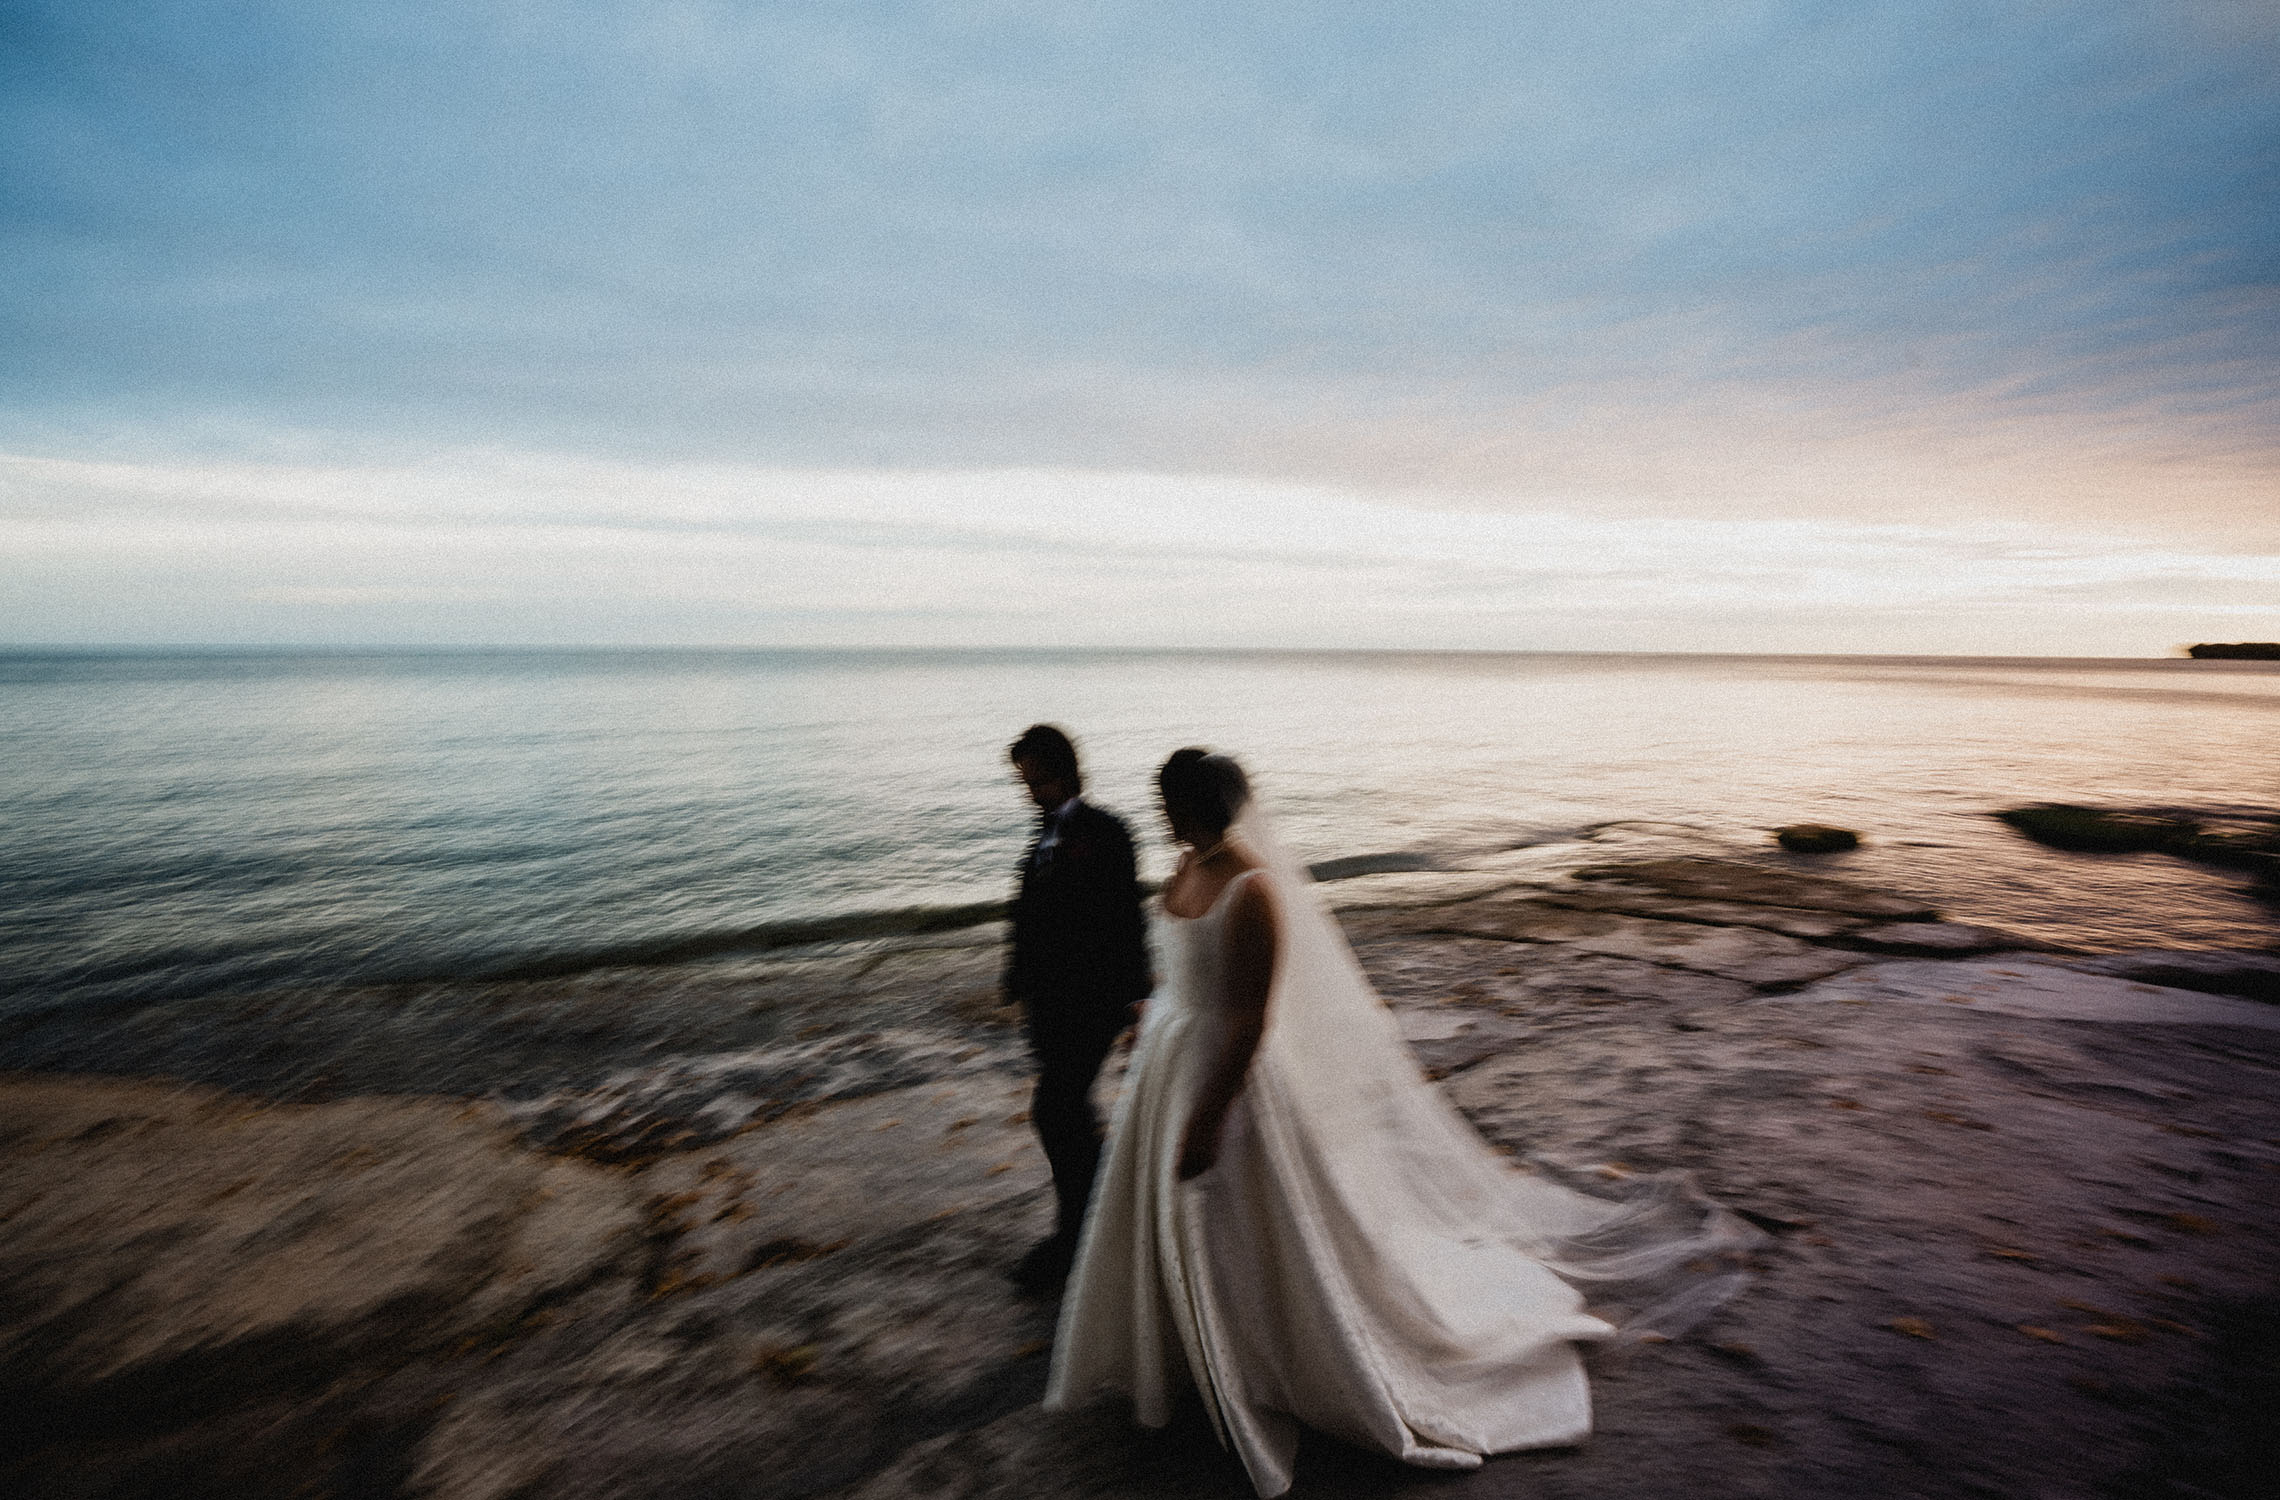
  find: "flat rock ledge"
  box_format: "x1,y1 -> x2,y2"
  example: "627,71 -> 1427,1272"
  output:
0,1078 -> 647,1493
4,856 -> 2277,1500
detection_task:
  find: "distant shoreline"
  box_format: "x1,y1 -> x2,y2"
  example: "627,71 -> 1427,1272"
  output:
6,644 -> 2277,664
2187,641 -> 2280,660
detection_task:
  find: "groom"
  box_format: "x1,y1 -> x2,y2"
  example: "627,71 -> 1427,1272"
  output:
1004,724 -> 1152,1291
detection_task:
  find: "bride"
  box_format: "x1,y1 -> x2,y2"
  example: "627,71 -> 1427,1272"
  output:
1045,749 -> 1754,1497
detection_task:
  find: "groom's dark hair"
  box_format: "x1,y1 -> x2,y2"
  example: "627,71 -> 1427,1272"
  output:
1010,723 -> 1082,789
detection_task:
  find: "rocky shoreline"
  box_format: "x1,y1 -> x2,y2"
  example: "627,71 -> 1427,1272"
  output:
4,856 -> 2277,1500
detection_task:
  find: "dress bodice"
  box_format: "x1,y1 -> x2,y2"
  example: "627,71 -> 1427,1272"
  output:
1157,867 -> 1260,1024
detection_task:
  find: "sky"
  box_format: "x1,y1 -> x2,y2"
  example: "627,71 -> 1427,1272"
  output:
2,0 -> 2275,653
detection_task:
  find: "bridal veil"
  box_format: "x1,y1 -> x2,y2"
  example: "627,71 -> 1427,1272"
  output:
1046,788 -> 1758,1496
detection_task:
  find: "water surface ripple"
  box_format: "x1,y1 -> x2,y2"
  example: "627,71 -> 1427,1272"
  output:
2,649 -> 2273,1016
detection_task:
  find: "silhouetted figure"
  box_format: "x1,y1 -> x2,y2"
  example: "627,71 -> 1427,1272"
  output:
1004,724 -> 1151,1290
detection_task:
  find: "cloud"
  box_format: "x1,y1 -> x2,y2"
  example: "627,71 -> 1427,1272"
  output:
3,448 -> 2271,652
1,2 -> 2274,644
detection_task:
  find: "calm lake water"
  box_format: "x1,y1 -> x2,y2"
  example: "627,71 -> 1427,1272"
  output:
2,649 -> 2274,1016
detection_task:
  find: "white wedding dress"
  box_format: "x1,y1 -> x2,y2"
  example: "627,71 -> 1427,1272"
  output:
1044,809 -> 1754,1497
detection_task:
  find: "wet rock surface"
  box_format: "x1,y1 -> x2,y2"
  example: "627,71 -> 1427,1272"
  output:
2066,950 -> 2280,1004
844,1004 -> 2280,1500
1785,959 -> 2280,1030
1567,857 -> 1937,920
1772,824 -> 1860,854
1998,805 -> 2280,893
3,856 -> 2276,1500
0,1077 -> 647,1496
1836,920 -> 2054,956
1404,898 -> 1871,989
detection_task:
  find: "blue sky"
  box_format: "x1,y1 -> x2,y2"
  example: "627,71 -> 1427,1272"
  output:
3,1 -> 2275,650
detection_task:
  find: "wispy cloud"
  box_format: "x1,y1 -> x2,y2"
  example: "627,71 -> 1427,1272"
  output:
1,1 -> 2274,645
4,450 -> 2270,651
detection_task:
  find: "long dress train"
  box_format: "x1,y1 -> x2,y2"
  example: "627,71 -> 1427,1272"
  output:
1044,812 -> 1755,1497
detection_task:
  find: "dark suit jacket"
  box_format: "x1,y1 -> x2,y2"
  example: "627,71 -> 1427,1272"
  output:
1006,800 -> 1152,1015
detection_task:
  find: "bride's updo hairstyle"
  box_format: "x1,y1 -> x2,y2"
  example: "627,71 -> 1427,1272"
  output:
1157,747 -> 1252,841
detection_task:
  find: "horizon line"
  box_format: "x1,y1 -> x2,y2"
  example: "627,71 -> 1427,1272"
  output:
1,642 -> 2256,663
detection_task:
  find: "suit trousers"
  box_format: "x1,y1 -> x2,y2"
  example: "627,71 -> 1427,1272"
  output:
1022,994 -> 1132,1245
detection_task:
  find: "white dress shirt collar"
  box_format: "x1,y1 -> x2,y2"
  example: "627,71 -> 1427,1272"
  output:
1037,796 -> 1082,856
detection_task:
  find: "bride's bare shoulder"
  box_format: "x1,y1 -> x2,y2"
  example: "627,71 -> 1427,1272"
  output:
1225,864 -> 1279,931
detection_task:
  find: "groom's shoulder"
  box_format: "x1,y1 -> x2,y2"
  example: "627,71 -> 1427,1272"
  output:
1073,800 -> 1136,840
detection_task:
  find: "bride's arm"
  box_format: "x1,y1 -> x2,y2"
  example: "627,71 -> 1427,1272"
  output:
1176,874 -> 1277,1180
